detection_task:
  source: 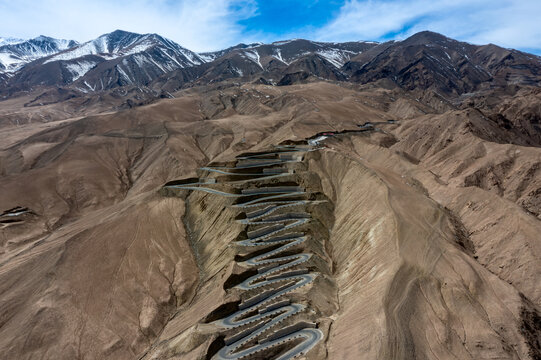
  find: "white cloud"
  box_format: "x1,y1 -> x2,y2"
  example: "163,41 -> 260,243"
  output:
315,0 -> 541,53
0,0 -> 257,52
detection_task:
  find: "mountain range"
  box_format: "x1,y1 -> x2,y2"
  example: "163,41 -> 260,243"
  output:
2,29 -> 538,99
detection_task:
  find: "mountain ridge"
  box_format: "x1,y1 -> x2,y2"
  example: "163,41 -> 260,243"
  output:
0,30 -> 540,101
0,35 -> 78,73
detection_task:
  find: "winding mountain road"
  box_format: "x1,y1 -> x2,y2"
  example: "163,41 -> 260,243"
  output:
165,144 -> 325,360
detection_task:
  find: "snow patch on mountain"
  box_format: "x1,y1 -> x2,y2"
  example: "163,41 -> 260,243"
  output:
178,47 -> 204,65
198,53 -> 215,62
44,35 -> 124,63
66,60 -> 98,81
116,64 -> 132,83
316,49 -> 356,68
272,40 -> 297,46
0,52 -> 20,68
117,41 -> 155,58
242,50 -> 263,69
45,33 -> 146,63
233,67 -> 243,76
273,49 -> 288,65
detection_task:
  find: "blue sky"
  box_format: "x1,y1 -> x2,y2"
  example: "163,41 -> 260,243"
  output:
238,1 -> 343,39
0,0 -> 540,54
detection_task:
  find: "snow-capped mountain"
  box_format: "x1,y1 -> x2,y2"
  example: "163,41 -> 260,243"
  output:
199,42 -> 264,62
2,30 -> 539,98
187,39 -> 377,85
0,36 -> 77,73
0,37 -> 24,46
1,32 -> 377,92
6,30 -> 207,91
201,39 -> 376,69
45,30 -> 204,66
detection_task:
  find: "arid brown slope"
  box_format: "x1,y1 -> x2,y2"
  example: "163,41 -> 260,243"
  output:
309,147 -> 533,359
0,80 -> 539,359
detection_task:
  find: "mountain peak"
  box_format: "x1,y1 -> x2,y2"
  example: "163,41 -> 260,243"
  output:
0,35 -> 78,73
34,35 -> 51,41
0,36 -> 25,46
402,30 -> 454,46
25,35 -> 78,49
103,29 -> 142,40
109,29 -> 136,36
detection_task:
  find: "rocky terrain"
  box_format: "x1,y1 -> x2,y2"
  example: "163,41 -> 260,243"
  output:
0,31 -> 540,360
